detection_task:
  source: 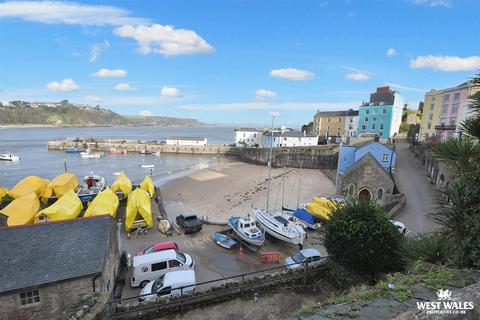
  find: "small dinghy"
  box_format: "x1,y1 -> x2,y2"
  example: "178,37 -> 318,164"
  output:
65,147 -> 84,153
140,164 -> 155,169
80,149 -> 104,159
213,232 -> 238,249
76,174 -> 106,203
228,215 -> 265,246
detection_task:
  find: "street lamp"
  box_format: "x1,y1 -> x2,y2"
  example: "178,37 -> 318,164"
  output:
266,111 -> 279,212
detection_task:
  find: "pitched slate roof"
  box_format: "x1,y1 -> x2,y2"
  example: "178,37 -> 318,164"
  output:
0,216 -> 113,293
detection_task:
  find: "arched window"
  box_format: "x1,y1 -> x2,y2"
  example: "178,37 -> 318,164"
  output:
347,183 -> 356,196
377,188 -> 384,201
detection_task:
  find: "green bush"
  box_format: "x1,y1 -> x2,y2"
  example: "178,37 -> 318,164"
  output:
323,200 -> 404,282
402,233 -> 454,265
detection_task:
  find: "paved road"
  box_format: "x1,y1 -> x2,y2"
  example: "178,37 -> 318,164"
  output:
393,142 -> 437,235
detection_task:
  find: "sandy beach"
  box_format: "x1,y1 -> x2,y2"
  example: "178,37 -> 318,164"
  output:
161,157 -> 336,222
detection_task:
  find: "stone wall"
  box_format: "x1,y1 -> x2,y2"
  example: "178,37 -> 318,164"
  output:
0,276 -> 99,320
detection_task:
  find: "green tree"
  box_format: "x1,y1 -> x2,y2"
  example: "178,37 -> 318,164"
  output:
323,200 -> 404,282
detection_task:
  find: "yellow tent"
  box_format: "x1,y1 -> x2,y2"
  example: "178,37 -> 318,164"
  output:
111,171 -> 132,197
0,187 -> 7,202
306,202 -> 332,220
34,189 -> 82,223
42,172 -> 79,203
139,176 -> 155,198
8,176 -> 48,199
0,193 -> 40,226
84,187 -> 120,218
125,188 -> 152,231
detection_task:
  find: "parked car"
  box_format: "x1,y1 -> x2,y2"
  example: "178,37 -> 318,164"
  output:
390,220 -> 407,235
139,270 -> 196,302
284,248 -> 325,270
135,241 -> 179,256
176,213 -> 202,233
131,249 -> 195,288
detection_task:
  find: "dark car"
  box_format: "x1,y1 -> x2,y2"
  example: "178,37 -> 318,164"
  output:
176,213 -> 202,233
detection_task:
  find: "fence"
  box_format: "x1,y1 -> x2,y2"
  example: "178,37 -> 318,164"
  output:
106,259 -> 330,320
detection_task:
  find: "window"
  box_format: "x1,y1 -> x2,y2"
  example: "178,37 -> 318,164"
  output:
373,117 -> 377,122
365,110 -> 370,115
453,92 -> 460,102
168,260 -> 181,268
372,124 -> 376,130
328,118 -> 331,122
157,286 -> 172,296
430,103 -> 434,110
442,105 -> 448,114
373,109 -> 378,115
382,109 -> 387,114
350,118 -> 354,123
254,133 -> 257,138
349,125 -> 353,130
365,117 -> 369,122
339,118 -> 342,122
347,184 -> 355,196
20,290 -> 40,306
429,113 -> 433,120
427,122 -> 431,129
380,117 -> 384,122
443,94 -> 450,103
451,104 -> 459,114
152,261 -> 167,271
380,124 -> 384,130
432,96 -> 436,101
382,153 -> 389,161
449,118 -> 456,126
361,124 -> 367,130
377,188 -> 384,201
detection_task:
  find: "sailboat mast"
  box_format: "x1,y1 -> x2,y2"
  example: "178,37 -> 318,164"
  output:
266,114 -> 276,212
297,160 -> 303,209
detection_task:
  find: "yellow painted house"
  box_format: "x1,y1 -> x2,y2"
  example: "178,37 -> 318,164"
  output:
419,89 -> 444,141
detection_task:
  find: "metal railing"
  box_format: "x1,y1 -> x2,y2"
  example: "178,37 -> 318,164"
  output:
107,258 -> 330,319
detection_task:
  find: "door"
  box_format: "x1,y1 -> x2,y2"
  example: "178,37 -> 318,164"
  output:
358,189 -> 371,201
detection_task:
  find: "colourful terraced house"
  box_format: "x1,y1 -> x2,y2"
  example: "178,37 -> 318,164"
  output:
356,86 -> 404,139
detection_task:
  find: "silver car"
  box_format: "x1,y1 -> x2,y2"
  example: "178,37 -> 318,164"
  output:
284,248 -> 325,269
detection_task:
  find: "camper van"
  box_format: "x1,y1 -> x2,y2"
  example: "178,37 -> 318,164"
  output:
139,270 -> 196,302
131,249 -> 195,288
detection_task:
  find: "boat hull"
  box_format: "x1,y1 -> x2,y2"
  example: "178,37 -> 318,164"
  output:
253,209 -> 305,246
228,217 -> 265,246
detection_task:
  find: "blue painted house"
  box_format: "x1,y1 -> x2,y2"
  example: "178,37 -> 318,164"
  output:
356,86 -> 404,139
338,141 -> 396,175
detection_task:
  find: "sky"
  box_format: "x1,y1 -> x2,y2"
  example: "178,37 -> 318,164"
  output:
0,0 -> 479,126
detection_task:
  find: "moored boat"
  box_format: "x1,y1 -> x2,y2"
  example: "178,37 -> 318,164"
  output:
283,207 -> 322,230
213,232 -> 238,249
253,208 -> 306,246
228,215 -> 265,246
109,148 -> 127,155
76,173 -> 106,203
80,149 -> 104,159
140,164 -> 154,169
0,153 -> 20,162
140,150 -> 153,155
65,147 -> 85,153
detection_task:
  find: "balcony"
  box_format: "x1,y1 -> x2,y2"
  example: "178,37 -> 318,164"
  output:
434,125 -> 456,131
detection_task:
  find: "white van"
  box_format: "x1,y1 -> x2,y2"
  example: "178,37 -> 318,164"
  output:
131,249 -> 195,288
139,270 -> 196,302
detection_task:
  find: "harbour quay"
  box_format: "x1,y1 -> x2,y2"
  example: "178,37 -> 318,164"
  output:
47,138 -> 238,155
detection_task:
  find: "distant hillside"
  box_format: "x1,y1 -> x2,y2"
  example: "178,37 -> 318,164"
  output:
0,101 -> 201,127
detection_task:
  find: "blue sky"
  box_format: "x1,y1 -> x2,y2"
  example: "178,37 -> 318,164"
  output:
1,0 -> 479,126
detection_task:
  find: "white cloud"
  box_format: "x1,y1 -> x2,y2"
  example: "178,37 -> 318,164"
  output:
413,0 -> 452,8
161,86 -> 182,98
0,1 -> 149,26
387,48 -> 397,57
91,68 -> 127,78
385,82 -> 425,93
178,101 -> 359,111
114,83 -> 137,91
269,68 -> 314,81
113,24 -> 214,56
410,55 -> 480,72
89,40 -> 110,62
46,78 -> 79,92
346,72 -> 370,81
85,95 -> 102,103
139,110 -> 153,117
255,89 -> 277,100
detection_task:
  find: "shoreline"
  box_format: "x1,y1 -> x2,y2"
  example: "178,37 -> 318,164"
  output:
161,158 -> 336,223
0,124 -> 210,129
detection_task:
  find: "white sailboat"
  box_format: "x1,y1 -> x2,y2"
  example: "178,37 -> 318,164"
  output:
0,153 -> 20,162
252,112 -> 306,246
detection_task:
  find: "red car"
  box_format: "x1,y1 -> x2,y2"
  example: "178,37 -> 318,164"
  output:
135,241 -> 179,256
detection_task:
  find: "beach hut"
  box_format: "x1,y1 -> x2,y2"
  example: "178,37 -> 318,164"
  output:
8,176 -> 48,199
111,171 -> 132,198
84,187 -> 120,218
42,172 -> 79,204
0,193 -> 40,226
125,188 -> 152,231
139,176 -> 155,198
35,189 -> 82,223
